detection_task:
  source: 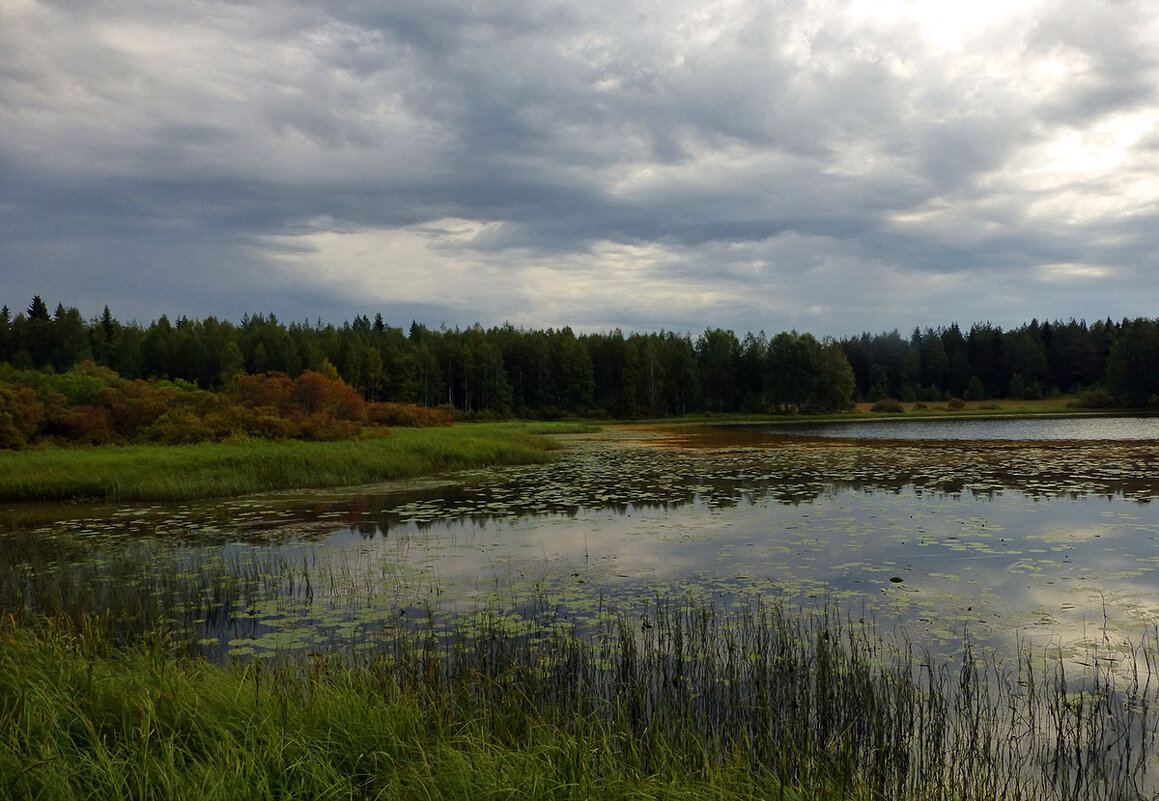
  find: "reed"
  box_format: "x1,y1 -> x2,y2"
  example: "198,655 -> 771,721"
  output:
3,592 -> 1156,800
0,423 -> 565,502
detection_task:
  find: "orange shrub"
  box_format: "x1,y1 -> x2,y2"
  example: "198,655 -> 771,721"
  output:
230,372 -> 295,415
70,405 -> 116,444
292,370 -> 365,421
291,371 -> 330,414
295,412 -> 362,441
228,406 -> 297,440
43,397 -> 116,445
97,380 -> 179,438
0,368 -> 384,446
366,402 -> 453,427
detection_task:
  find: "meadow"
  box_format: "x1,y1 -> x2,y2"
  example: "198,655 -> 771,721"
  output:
0,422 -> 580,502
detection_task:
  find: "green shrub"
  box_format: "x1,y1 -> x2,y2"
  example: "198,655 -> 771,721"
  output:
0,384 -> 44,448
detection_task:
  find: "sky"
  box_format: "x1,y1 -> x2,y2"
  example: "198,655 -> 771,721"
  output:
2,0 -> 1159,338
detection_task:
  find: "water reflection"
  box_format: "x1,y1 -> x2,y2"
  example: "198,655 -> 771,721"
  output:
3,427 -> 1159,663
749,414 -> 1159,442
349,485 -> 1159,653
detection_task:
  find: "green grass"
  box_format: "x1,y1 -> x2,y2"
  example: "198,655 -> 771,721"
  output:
2,596 -> 1153,801
0,616 -> 803,801
0,423 -> 575,503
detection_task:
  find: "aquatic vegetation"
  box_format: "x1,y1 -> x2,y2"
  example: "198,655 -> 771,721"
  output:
2,598 -> 1157,800
4,427 -> 1159,664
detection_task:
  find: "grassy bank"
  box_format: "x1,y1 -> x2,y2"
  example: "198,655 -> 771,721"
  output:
849,397 -> 1107,416
0,619 -> 780,800
0,423 -> 581,503
625,398 -> 1123,429
2,598 -> 1152,801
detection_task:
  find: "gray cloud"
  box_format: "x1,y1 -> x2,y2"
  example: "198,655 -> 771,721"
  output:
2,0 -> 1159,336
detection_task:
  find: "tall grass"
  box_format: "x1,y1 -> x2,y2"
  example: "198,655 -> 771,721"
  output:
3,596 -> 1156,800
0,615 -> 797,800
0,423 -> 564,502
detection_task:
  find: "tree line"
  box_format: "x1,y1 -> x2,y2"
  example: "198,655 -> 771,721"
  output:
2,296 -> 1157,420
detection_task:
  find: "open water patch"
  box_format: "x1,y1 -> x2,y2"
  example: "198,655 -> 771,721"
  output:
3,428 -> 1159,666
754,414 -> 1159,442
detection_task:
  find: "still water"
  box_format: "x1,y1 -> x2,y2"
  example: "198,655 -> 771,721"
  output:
767,414 -> 1159,441
4,416 -> 1159,662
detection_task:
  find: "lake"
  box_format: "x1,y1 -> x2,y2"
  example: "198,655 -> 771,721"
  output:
761,414 -> 1159,442
3,415 -> 1159,664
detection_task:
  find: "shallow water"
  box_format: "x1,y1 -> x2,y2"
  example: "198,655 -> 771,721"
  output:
760,414 -> 1159,442
4,417 -> 1159,663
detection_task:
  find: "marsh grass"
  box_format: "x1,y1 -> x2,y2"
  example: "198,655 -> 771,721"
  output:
3,591 -> 1157,800
654,399 -> 1108,427
0,423 -> 563,502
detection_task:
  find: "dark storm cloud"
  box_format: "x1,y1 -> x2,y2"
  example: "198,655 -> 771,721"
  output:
2,0 -> 1159,334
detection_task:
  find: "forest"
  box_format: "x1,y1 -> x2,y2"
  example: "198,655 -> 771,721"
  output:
1,295 -> 1157,444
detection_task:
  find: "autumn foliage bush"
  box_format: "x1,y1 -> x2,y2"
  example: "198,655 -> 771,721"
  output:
0,367 -> 413,448
221,371 -> 367,440
366,402 -> 453,427
97,380 -> 180,437
0,361 -> 470,448
231,371 -> 296,415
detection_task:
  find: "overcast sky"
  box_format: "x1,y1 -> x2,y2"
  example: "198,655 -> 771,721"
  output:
2,0 -> 1158,337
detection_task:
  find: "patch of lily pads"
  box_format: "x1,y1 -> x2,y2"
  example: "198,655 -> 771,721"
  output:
2,426 -> 1159,667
